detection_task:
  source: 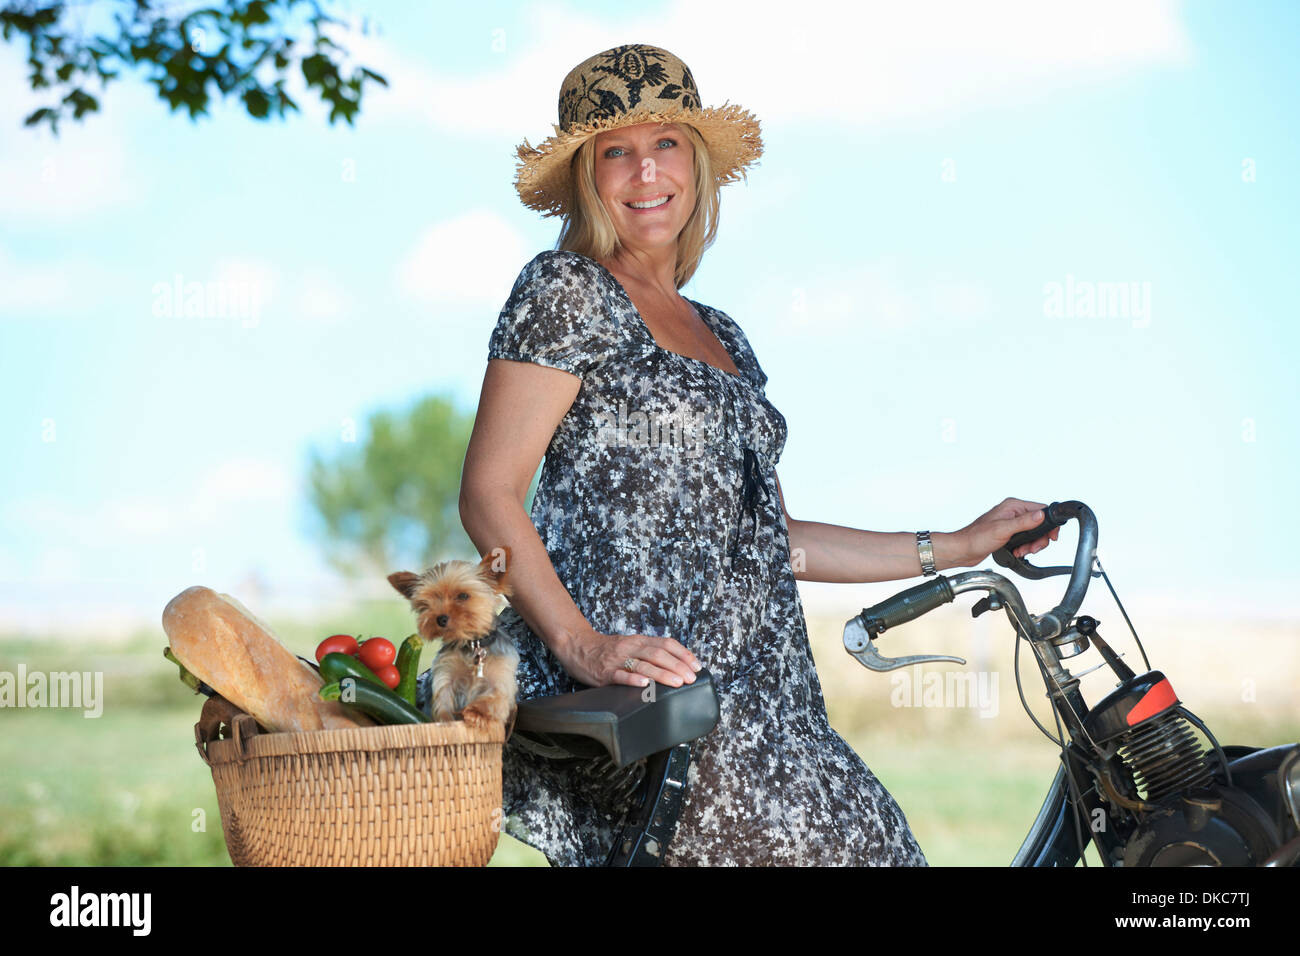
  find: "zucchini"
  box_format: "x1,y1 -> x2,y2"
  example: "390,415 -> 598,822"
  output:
394,633 -> 424,706
163,647 -> 215,697
318,652 -> 387,689
319,677 -> 431,725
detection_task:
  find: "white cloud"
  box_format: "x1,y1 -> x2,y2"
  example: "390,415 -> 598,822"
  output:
4,458 -> 293,550
293,267 -> 354,321
193,459 -> 294,523
211,258 -> 277,322
0,49 -> 139,221
320,14 -> 618,137
782,259 -> 896,332
0,244 -> 81,314
36,546 -> 83,578
4,245 -> 352,325
927,274 -> 996,324
0,0 -> 1192,229
204,258 -> 365,325
395,208 -> 531,307
645,0 -> 1193,127
14,494 -> 137,544
756,257 -> 995,334
6,494 -> 80,540
103,498 -> 177,537
325,0 -> 1190,141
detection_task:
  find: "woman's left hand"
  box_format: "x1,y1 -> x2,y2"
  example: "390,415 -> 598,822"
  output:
951,496 -> 1060,567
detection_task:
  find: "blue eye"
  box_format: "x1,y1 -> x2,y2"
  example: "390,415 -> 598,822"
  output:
603,138 -> 676,159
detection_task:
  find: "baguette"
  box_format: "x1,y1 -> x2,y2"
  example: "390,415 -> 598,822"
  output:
162,585 -> 375,732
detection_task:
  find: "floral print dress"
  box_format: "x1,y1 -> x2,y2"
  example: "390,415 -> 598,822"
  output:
477,250 -> 927,866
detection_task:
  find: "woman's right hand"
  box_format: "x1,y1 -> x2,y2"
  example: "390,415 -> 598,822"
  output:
554,627 -> 701,689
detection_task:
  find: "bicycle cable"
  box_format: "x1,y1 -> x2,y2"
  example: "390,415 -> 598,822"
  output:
1013,624 -> 1065,749
1094,553 -> 1151,671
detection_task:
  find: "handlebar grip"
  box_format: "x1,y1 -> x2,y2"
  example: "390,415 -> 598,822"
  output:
858,576 -> 955,635
997,500 -> 1076,555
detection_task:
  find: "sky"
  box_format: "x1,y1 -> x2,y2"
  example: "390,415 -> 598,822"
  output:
2,0 -> 1297,637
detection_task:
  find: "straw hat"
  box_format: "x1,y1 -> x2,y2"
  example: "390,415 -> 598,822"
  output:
513,44 -> 763,219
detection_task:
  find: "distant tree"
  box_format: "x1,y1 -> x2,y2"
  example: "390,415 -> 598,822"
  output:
306,395 -> 542,580
1,0 -> 387,135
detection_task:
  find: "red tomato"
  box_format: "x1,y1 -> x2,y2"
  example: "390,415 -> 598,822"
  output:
316,634 -> 359,663
358,637 -> 396,671
372,664 -> 401,690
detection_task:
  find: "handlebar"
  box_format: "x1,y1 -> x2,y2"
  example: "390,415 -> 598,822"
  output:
844,501 -> 1102,671
853,575 -> 955,636
991,502 -> 1079,580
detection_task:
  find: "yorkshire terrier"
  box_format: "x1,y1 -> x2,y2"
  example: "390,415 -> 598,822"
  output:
387,548 -> 518,733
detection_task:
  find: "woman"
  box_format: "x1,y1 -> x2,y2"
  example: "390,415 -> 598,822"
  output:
459,44 -> 1060,866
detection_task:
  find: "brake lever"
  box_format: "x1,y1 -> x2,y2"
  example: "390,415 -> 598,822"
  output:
990,548 -> 1075,579
843,615 -> 966,672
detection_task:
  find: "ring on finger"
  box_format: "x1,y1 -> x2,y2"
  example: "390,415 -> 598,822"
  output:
622,657 -> 638,673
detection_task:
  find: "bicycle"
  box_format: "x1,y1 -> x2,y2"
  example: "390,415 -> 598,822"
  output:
513,500 -> 1300,866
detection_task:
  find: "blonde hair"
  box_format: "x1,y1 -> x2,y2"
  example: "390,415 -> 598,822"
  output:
555,123 -> 720,290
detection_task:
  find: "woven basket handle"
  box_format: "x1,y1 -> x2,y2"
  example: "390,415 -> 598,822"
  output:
228,713 -> 260,759
194,695 -> 255,766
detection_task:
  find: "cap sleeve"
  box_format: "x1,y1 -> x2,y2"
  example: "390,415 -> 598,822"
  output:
487,251 -> 617,377
739,331 -> 769,392
697,302 -> 769,393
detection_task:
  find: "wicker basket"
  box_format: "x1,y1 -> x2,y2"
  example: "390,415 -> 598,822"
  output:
194,696 -> 505,866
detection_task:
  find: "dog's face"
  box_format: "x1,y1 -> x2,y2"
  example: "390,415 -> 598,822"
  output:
388,548 -> 511,644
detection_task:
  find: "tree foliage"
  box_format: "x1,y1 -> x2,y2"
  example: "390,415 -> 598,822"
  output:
1,0 -> 388,134
307,395 -> 540,581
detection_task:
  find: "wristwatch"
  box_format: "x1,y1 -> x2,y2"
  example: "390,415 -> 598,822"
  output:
916,531 -> 937,577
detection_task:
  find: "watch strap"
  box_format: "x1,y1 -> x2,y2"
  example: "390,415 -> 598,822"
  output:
916,530 -> 936,576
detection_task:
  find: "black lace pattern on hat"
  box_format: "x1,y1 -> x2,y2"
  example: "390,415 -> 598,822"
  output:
559,44 -> 701,129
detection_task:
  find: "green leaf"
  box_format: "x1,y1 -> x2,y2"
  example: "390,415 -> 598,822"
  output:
246,1 -> 271,26
301,52 -> 327,85
6,0 -> 381,135
63,88 -> 99,119
243,86 -> 270,118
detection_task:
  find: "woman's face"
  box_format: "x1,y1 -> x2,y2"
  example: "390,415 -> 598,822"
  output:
592,122 -> 695,253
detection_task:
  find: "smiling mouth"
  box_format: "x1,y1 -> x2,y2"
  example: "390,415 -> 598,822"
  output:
624,194 -> 674,210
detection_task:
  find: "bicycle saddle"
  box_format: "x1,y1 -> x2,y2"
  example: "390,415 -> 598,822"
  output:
513,668 -> 719,768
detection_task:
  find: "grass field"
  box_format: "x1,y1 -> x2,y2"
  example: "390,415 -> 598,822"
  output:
2,601 -> 1295,867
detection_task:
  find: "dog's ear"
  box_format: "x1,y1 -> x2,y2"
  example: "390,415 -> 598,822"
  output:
387,571 -> 421,599
478,547 -> 512,597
